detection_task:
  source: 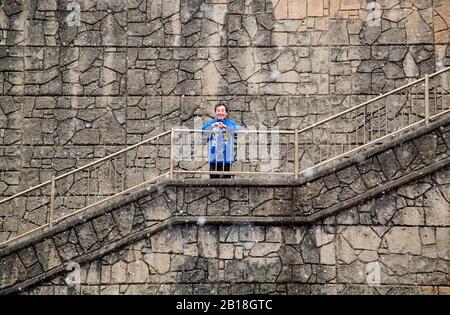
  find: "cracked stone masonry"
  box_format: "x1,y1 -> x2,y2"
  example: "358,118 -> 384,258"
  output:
0,0 -> 449,295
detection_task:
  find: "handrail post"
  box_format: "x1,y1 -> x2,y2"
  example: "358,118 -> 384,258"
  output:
49,176 -> 55,228
169,128 -> 174,178
425,74 -> 429,124
294,129 -> 299,179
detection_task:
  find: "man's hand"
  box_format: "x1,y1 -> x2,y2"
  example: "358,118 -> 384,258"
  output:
212,122 -> 227,128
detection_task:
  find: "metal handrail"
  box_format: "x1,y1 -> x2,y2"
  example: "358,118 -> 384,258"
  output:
296,67 -> 450,174
174,129 -> 295,134
1,66 -> 449,247
429,66 -> 450,78
299,66 -> 450,134
0,130 -> 171,206
54,130 -> 172,181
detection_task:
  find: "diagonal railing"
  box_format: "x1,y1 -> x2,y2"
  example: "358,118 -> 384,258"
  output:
0,131 -> 172,246
295,67 -> 450,174
0,67 -> 449,247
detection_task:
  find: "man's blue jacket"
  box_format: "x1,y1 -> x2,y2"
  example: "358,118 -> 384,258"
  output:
201,118 -> 241,163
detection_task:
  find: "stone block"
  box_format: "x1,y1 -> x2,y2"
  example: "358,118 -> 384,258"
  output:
342,226 -> 381,251
144,253 -> 171,274
0,254 -> 27,288
150,228 -> 184,253
35,239 -> 62,271
383,227 -> 421,255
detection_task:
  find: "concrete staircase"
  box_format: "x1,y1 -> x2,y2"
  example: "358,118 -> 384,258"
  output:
1,112 -> 449,295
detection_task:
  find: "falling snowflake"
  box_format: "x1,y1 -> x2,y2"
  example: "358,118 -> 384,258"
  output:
270,70 -> 281,80
356,154 -> 366,163
200,3 -> 209,12
281,21 -> 294,30
401,150 -> 411,159
197,216 -> 207,225
181,7 -> 191,21
303,167 -> 315,178
156,185 -> 165,195
243,242 -> 253,249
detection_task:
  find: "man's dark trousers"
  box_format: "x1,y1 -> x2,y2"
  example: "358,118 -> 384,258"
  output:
210,162 -> 231,179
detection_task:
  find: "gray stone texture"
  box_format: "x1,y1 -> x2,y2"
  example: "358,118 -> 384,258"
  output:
0,0 -> 450,295
0,122 -> 447,294
1,0 -> 450,201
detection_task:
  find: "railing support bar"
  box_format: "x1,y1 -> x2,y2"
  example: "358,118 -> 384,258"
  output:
49,176 -> 55,228
425,74 -> 430,124
294,129 -> 299,179
169,128 -> 175,178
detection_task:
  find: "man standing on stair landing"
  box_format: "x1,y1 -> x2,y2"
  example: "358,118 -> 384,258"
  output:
202,102 -> 242,179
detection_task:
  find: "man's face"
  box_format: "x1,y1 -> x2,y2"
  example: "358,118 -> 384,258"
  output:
215,105 -> 228,120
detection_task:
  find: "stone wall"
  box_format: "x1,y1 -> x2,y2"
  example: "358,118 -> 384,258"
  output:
21,220 -> 450,295
0,118 -> 448,295
1,0 -> 449,295
19,163 -> 450,295
1,0 -> 450,198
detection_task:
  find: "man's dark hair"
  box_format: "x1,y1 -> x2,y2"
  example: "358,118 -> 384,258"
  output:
214,102 -> 228,113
